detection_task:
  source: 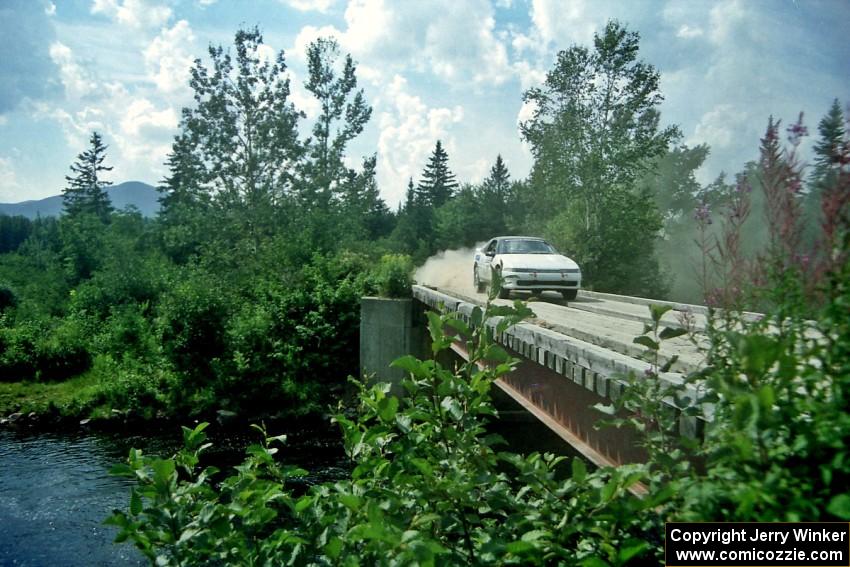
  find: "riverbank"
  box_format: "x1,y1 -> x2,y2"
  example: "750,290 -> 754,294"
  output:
0,370 -> 349,435
0,373 -> 102,426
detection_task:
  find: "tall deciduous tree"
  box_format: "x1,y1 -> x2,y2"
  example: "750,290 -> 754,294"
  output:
175,28 -> 303,213
63,131 -> 113,222
647,144 -> 710,219
520,20 -> 677,295
639,143 -> 712,302
300,37 -> 372,211
522,20 -> 677,229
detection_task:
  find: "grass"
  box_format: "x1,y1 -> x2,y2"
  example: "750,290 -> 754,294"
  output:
0,371 -> 104,418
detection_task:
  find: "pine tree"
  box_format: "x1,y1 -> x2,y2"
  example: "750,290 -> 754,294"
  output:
63,131 -> 113,221
340,155 -> 394,239
482,155 -> 510,195
417,140 -> 458,208
480,154 -> 511,204
810,99 -> 846,194
158,133 -> 207,216
403,178 -> 415,211
477,154 -> 512,236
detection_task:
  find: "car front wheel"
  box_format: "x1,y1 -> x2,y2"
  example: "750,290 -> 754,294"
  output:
474,267 -> 485,293
496,269 -> 509,298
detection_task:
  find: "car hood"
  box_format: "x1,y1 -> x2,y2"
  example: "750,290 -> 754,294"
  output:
500,254 -> 580,270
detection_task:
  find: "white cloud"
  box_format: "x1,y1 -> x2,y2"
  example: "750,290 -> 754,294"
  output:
35,76 -> 179,184
376,75 -> 463,205
290,23 -> 343,65
676,24 -> 703,39
120,98 -> 178,137
332,0 -> 512,86
516,99 -> 537,128
461,157 -> 490,184
340,0 -> 391,58
49,42 -> 97,99
287,68 -> 321,120
282,0 -> 335,12
34,102 -> 106,150
513,59 -> 546,91
516,99 -> 538,155
662,0 -> 707,40
708,0 -> 748,46
143,20 -> 196,95
45,2 -> 56,16
688,104 -> 748,150
103,84 -> 177,182
530,0 -> 596,46
90,0 -> 172,28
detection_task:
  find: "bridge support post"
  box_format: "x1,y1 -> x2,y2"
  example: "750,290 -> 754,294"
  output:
360,297 -> 424,394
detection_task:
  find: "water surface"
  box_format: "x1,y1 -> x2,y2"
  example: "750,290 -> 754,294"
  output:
0,425 -> 348,566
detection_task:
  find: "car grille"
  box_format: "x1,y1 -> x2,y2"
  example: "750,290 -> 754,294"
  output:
516,280 -> 577,287
510,268 -> 580,274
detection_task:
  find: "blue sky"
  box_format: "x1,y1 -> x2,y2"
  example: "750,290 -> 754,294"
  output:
0,0 -> 848,207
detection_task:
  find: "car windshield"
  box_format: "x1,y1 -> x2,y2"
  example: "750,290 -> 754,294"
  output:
498,239 -> 556,254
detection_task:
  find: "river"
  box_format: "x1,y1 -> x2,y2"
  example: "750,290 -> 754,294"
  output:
0,424 -> 349,566
0,394 -> 577,566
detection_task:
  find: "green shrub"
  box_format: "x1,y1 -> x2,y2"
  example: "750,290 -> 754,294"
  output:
0,319 -> 40,380
215,254 -> 368,416
36,318 -> 91,380
156,271 -> 229,380
369,253 -> 413,298
110,249 -> 850,564
91,303 -> 159,362
93,355 -> 177,417
108,295 -> 665,566
0,317 -> 90,381
69,256 -> 168,321
0,283 -> 17,311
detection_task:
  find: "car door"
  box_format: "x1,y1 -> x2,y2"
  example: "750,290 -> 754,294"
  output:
479,239 -> 497,282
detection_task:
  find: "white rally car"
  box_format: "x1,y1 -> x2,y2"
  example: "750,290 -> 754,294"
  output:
473,236 -> 582,300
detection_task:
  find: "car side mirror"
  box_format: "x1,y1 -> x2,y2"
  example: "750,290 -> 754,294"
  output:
485,250 -> 495,257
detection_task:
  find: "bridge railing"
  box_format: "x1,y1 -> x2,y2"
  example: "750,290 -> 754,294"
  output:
412,284 -> 710,468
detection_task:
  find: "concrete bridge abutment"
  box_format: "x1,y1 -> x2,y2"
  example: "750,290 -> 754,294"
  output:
359,297 -> 427,394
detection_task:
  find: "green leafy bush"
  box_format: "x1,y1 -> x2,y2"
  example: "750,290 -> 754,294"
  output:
109,294 -> 663,566
216,254 -> 368,416
0,317 -> 90,381
0,283 -> 17,311
156,271 -> 229,381
109,239 -> 850,564
369,253 -> 413,298
93,356 -> 177,418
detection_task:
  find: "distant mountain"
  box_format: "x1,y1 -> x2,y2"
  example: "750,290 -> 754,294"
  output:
0,181 -> 160,219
